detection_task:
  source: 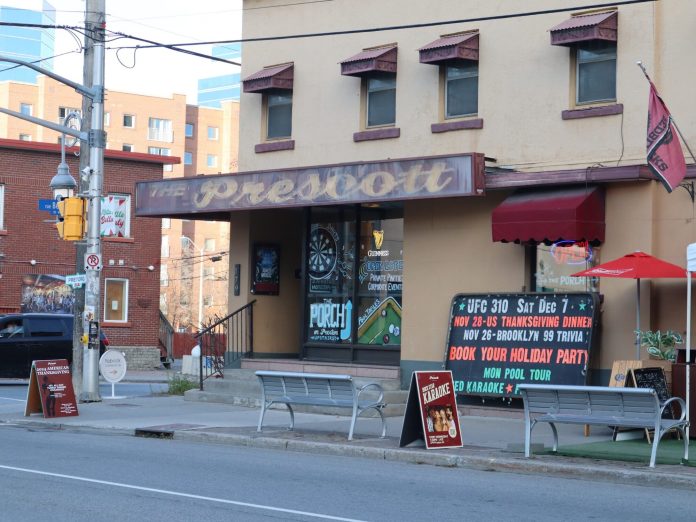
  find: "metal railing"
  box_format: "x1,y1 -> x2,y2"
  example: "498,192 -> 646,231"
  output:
158,310 -> 174,368
195,300 -> 256,389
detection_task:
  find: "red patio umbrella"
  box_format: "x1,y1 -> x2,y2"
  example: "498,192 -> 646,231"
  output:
572,251 -> 686,359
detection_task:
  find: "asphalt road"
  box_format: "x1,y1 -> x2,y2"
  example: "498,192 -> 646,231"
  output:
0,425 -> 695,521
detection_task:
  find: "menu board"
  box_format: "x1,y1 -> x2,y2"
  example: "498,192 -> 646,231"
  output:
24,359 -> 79,418
630,367 -> 674,419
444,293 -> 598,398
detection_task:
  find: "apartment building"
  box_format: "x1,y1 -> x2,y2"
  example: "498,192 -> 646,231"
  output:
137,0 -> 696,390
0,75 -> 239,331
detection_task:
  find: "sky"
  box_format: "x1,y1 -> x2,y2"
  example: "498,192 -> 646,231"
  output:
21,0 -> 244,103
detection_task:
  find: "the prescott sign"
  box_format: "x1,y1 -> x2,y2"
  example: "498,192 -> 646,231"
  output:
135,153 -> 485,216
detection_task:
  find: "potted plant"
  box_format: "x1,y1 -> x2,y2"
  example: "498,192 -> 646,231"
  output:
636,330 -> 683,362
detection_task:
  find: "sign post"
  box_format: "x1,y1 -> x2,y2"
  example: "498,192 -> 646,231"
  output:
399,371 -> 462,449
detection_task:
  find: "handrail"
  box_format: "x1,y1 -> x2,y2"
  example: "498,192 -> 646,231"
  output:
195,300 -> 256,389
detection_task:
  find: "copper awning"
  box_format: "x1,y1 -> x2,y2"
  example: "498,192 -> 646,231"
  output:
242,63 -> 294,93
340,45 -> 397,77
419,31 -> 479,65
550,11 -> 617,47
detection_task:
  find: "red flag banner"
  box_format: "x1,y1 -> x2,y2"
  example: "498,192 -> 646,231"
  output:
647,81 -> 686,192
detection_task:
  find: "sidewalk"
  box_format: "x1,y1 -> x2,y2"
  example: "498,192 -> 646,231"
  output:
1,385 -> 695,489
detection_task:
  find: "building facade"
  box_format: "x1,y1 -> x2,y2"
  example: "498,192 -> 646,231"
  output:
0,76 -> 240,331
136,0 -> 696,391
0,138 -> 174,368
197,44 -> 242,108
0,1 -> 55,83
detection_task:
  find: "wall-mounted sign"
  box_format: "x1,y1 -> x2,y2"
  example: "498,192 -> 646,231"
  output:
135,153 -> 485,216
444,293 -> 598,397
251,244 -> 280,295
21,274 -> 74,314
25,359 -> 78,418
399,371 -> 463,450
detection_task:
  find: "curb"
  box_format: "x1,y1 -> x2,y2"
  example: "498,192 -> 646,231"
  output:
5,418 -> 696,490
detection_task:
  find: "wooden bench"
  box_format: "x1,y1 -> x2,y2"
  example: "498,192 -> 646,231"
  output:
518,384 -> 689,467
255,371 -> 387,440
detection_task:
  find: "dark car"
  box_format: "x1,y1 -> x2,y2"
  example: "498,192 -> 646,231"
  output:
0,313 -> 109,378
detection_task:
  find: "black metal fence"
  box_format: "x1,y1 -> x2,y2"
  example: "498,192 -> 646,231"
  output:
195,300 -> 256,389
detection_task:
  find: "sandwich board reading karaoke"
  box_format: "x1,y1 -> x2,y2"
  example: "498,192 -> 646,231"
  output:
399,371 -> 463,449
24,359 -> 78,418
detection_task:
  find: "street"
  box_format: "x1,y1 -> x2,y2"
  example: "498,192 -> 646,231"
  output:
0,425 -> 694,521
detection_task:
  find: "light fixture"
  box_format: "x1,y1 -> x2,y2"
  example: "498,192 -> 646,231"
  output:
30,259 -> 37,265
147,265 -> 155,271
49,159 -> 77,199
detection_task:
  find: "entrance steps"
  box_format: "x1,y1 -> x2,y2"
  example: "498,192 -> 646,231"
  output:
184,361 -> 407,417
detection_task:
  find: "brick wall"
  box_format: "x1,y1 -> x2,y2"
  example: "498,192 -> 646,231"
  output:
0,139 -> 172,366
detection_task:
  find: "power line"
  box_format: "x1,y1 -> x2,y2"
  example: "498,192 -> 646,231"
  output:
111,0 -> 655,49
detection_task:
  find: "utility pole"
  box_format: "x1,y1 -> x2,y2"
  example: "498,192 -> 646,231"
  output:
80,0 -> 106,402
72,0 -> 103,400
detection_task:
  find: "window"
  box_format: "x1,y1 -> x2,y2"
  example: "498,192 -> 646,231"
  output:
149,146 -> 173,172
576,41 -> 616,104
104,112 -> 111,127
366,76 -> 396,127
160,264 -> 169,287
148,117 -> 173,142
204,238 -> 216,251
100,194 -> 131,238
203,295 -> 214,306
28,317 -> 65,337
123,114 -> 135,128
0,185 -> 4,229
266,92 -> 292,139
19,134 -> 31,141
184,151 -> 193,165
122,144 -> 134,152
445,62 -> 478,118
0,317 -> 23,338
207,126 -> 219,140
534,241 -> 600,292
207,154 -> 218,168
162,218 -> 171,229
20,103 -> 32,116
58,107 -> 81,124
104,279 -> 128,322
161,235 -> 170,257
203,266 -> 215,280
185,123 -> 194,138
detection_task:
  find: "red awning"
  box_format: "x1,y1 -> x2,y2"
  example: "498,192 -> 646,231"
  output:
340,45 -> 397,77
419,31 -> 479,65
242,63 -> 294,93
550,11 -> 617,47
491,186 -> 605,243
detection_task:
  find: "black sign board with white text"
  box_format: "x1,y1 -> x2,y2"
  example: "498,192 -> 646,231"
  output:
444,293 -> 598,398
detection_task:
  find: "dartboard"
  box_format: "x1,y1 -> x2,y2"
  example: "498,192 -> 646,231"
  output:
309,227 -> 338,279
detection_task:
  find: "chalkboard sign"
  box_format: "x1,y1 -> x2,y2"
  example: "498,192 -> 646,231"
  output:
444,293 -> 598,398
629,367 -> 675,419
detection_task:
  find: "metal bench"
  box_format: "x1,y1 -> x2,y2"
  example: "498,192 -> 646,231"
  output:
518,384 -> 689,467
255,370 -> 387,440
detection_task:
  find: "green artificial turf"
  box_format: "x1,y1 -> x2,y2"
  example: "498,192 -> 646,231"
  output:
542,437 -> 694,466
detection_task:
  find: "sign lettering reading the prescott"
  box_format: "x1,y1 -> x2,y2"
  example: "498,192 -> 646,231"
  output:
444,293 -> 598,397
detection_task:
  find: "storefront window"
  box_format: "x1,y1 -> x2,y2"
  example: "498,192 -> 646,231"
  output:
306,207 -> 356,344
535,240 -> 599,292
304,206 -> 403,356
357,212 -> 403,346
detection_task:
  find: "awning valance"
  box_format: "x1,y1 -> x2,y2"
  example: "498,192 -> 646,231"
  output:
419,31 -> 479,65
340,45 -> 397,77
492,186 -> 605,243
242,63 -> 294,93
550,11 -> 617,47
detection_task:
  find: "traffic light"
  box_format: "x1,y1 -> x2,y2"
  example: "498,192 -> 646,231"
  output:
56,197 -> 87,241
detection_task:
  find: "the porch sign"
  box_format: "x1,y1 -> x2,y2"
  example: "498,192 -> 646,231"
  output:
25,359 -> 78,418
399,371 -> 463,449
135,153 -> 485,216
